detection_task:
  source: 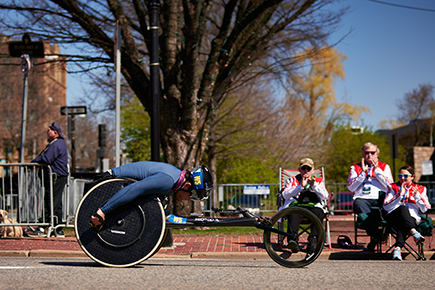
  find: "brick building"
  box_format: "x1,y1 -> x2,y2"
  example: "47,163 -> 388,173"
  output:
0,35 -> 67,165
378,118 -> 435,182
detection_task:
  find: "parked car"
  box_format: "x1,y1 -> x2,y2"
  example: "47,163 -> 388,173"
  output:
333,192 -> 354,215
229,194 -> 263,214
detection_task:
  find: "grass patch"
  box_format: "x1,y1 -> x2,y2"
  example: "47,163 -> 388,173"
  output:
63,227 -> 76,237
61,226 -> 263,237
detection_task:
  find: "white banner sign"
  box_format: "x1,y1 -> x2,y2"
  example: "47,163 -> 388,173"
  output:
422,160 -> 433,176
243,185 -> 270,195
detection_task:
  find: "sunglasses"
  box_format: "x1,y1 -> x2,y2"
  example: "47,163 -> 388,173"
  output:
398,174 -> 412,179
301,166 -> 312,171
364,151 -> 376,155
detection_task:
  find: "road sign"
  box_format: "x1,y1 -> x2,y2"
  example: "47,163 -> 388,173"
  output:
8,34 -> 45,58
422,160 -> 433,176
243,185 -> 270,195
60,106 -> 87,116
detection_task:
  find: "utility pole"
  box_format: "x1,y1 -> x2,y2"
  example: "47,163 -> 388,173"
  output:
115,21 -> 121,167
19,54 -> 31,163
8,33 -> 45,162
149,0 -> 171,246
149,0 -> 160,162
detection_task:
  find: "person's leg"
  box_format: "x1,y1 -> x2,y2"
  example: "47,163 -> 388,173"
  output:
100,173 -> 174,214
353,198 -> 372,214
354,198 -> 379,250
384,205 -> 416,248
286,210 -> 302,252
91,173 -> 174,227
287,211 -> 302,237
308,207 -> 325,238
384,205 -> 417,260
52,176 -> 67,229
392,206 -> 424,244
53,177 -> 67,223
307,207 -> 325,251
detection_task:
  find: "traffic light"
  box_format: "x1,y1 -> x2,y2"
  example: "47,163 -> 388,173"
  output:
98,124 -> 106,147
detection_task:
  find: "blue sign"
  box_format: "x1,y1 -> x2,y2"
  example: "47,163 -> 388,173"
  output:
243,185 -> 270,195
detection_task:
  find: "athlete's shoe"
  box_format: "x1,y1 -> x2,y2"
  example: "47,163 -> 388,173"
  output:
392,247 -> 402,261
413,231 -> 425,245
288,240 -> 300,253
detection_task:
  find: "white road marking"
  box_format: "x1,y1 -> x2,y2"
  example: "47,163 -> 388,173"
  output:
0,266 -> 55,270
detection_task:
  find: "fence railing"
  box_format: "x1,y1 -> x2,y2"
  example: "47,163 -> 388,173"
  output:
204,184 -> 281,215
1,163 -> 52,229
2,165 -> 435,235
0,163 -> 89,236
205,182 -> 435,216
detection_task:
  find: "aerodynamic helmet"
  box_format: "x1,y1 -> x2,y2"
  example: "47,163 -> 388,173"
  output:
187,165 -> 213,200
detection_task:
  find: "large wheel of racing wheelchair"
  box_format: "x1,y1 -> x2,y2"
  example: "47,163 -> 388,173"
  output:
263,206 -> 325,268
74,178 -> 166,267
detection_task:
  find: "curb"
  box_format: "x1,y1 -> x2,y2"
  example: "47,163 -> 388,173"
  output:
29,250 -> 88,258
0,250 -> 30,257
1,250 -> 434,261
0,250 -> 87,258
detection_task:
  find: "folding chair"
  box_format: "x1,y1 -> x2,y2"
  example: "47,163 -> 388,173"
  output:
376,217 -> 432,260
278,167 -> 332,248
354,213 -> 369,245
354,192 -> 386,247
375,199 -> 434,260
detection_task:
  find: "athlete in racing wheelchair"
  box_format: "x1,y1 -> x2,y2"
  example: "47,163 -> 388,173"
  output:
89,161 -> 213,230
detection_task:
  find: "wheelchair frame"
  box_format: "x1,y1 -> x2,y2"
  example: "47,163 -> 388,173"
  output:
74,178 -> 325,268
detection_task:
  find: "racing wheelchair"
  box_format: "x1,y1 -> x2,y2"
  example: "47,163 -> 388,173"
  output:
74,177 -> 325,268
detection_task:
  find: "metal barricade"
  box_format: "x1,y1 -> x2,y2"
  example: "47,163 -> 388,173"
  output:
2,169 -> 434,235
63,178 -> 91,227
325,183 -> 354,215
205,183 -> 281,215
1,163 -> 53,231
0,163 -> 90,237
206,182 -> 359,216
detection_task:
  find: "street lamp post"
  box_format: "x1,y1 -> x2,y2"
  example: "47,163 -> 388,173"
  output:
149,0 -> 160,162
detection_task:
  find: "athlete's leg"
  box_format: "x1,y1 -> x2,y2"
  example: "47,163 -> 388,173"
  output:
90,173 -> 173,227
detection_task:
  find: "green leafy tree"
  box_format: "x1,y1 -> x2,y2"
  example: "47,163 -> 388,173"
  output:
322,124 -> 406,183
217,156 -> 278,184
0,0 -> 346,170
273,46 -> 370,167
121,97 -> 151,162
207,84 -> 280,183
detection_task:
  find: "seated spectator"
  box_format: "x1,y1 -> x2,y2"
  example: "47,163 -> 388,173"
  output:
348,142 -> 393,251
279,157 -> 329,252
383,165 -> 431,261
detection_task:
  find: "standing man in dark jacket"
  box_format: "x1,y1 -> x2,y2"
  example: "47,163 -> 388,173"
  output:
28,122 -> 68,237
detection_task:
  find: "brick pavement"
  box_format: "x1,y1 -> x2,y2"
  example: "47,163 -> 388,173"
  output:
0,216 -> 434,260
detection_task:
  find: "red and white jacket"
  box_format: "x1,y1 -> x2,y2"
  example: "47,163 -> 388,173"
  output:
279,174 -> 329,211
383,182 -> 431,223
347,161 -> 393,200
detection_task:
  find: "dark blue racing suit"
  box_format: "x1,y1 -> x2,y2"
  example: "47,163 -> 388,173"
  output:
100,161 -> 183,215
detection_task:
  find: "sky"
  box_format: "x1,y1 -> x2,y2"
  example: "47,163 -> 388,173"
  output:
65,0 -> 435,131
329,0 -> 435,130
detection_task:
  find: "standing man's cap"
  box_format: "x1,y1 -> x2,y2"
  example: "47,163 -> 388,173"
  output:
299,157 -> 314,168
49,122 -> 66,138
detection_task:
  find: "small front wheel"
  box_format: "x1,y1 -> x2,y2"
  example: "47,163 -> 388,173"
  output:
263,207 -> 325,268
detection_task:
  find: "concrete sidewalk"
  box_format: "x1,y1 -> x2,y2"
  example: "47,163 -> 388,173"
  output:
0,216 -> 434,261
